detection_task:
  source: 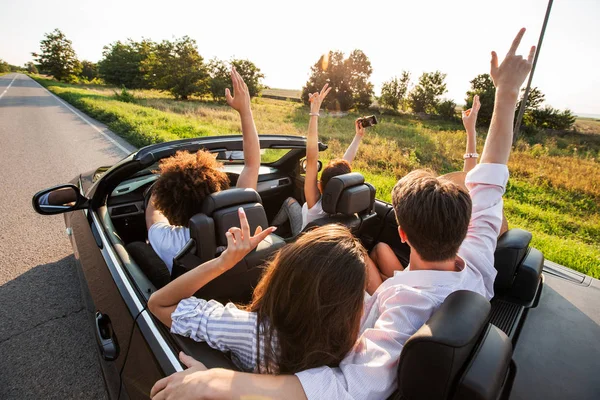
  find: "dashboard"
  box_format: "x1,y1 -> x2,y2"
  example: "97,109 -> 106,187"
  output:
107,165 -> 293,220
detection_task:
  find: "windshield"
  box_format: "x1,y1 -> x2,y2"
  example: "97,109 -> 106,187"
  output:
131,147 -> 293,178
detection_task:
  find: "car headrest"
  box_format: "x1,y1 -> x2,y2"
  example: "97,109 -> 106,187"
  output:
321,173 -> 374,215
189,188 -> 269,256
201,188 -> 263,215
494,229 -> 532,291
397,290 -> 491,399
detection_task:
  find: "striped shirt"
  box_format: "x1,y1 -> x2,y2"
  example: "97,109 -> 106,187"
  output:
171,298 -> 276,372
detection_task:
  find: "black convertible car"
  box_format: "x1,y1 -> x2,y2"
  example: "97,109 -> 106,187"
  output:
32,135 -> 600,400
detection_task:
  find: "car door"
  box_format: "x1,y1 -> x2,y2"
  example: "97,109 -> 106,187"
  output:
68,193 -> 181,398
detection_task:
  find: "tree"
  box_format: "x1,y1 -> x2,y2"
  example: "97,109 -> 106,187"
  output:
143,36 -> 208,100
346,50 -> 374,109
465,73 -> 495,126
207,58 -> 230,102
32,29 -> 81,82
230,59 -> 265,98
99,39 -> 155,88
302,50 -> 374,111
408,71 -> 447,113
80,60 -> 99,81
0,59 -> 9,73
25,62 -> 39,74
380,71 -> 411,111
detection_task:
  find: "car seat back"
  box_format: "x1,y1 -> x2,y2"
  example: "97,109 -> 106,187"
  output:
395,290 -> 513,400
304,172 -> 377,233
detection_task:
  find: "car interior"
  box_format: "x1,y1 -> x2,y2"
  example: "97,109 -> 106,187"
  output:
96,138 -> 544,400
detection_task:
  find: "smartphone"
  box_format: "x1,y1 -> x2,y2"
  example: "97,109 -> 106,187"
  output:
358,115 -> 378,128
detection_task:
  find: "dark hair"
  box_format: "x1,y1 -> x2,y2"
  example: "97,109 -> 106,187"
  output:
392,169 -> 472,262
152,150 -> 230,226
247,224 -> 367,374
321,158 -> 352,190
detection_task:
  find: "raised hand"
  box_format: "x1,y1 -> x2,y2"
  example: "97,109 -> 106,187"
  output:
490,28 -> 536,94
225,66 -> 251,114
462,94 -> 480,133
355,118 -> 366,138
308,83 -> 332,114
221,208 -> 277,266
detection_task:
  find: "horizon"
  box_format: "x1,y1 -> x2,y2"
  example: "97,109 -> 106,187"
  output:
1,0 -> 598,115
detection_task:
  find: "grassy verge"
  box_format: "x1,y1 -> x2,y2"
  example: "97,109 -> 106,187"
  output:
32,76 -> 600,278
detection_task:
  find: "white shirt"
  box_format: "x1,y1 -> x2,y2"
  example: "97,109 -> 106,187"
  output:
148,222 -> 190,272
301,199 -> 327,229
295,163 -> 508,400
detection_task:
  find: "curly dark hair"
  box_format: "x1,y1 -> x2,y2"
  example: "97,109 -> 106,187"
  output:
320,158 -> 352,189
152,150 -> 230,226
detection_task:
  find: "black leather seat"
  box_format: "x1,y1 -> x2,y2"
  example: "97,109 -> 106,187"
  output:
493,229 -> 544,303
393,290 -> 513,400
172,188 -> 285,304
304,172 -> 377,234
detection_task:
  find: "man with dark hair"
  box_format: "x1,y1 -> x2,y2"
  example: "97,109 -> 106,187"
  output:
145,67 -> 260,272
150,29 -> 536,400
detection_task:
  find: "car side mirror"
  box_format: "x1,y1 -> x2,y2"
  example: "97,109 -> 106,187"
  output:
32,184 -> 90,215
300,158 -> 323,174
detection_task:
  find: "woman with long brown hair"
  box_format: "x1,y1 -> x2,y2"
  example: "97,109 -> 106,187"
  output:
149,208 -> 367,374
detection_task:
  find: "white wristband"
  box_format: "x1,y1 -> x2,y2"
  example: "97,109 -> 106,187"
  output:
309,112 -> 320,117
463,152 -> 479,159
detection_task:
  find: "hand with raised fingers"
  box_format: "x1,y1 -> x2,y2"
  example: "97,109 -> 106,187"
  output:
225,66 -> 251,114
462,94 -> 480,133
490,28 -> 536,94
309,83 -> 332,115
220,207 -> 277,266
355,118 -> 366,138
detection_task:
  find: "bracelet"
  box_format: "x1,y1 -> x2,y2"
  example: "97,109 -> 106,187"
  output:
309,112 -> 320,117
463,152 -> 479,159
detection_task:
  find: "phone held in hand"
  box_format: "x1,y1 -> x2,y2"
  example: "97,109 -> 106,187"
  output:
358,115 -> 378,128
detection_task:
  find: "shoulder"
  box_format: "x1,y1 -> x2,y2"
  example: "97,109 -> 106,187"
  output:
148,222 -> 190,247
304,199 -> 325,215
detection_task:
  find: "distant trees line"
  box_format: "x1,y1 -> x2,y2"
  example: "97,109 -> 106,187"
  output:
31,29 -> 264,101
29,29 -> 575,132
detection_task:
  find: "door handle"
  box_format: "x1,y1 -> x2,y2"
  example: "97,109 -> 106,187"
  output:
95,312 -> 120,361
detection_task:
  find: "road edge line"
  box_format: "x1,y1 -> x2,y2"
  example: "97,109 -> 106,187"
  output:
27,75 -> 132,156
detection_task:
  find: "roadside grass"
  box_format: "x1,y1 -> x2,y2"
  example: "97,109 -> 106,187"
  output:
32,76 -> 600,278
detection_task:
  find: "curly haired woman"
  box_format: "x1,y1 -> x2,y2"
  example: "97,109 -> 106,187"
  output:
145,67 -> 260,273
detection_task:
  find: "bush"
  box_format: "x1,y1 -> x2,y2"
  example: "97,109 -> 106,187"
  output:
529,106 -> 576,131
114,87 -> 136,103
436,99 -> 458,121
26,62 -> 39,74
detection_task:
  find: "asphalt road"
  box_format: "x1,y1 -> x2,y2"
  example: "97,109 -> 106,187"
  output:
0,73 -> 136,399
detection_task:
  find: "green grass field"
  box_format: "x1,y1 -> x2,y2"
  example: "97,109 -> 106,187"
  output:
32,76 -> 600,278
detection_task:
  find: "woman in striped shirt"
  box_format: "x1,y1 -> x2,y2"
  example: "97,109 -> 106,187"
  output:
149,207 -> 368,374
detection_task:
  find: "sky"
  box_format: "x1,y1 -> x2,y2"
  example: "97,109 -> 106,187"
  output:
1,0 -> 599,115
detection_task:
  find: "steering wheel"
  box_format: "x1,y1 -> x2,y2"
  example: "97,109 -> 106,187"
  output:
143,181 -> 157,211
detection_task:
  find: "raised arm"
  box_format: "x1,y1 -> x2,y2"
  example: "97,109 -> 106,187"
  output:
148,208 -> 275,326
226,67 -> 260,190
305,84 -> 331,209
342,119 -> 366,164
462,94 -> 480,173
481,28 -> 535,165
